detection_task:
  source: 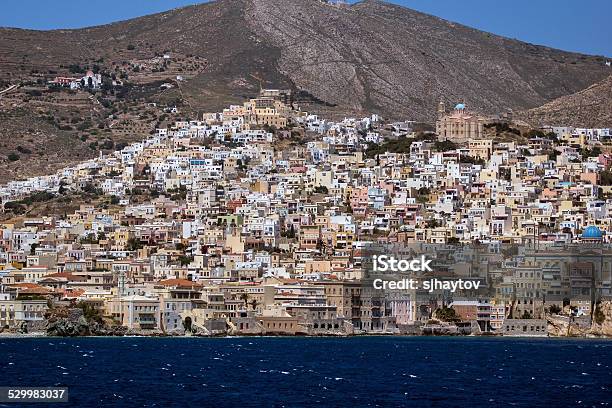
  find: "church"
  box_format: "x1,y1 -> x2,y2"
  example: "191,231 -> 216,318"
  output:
435,101 -> 490,143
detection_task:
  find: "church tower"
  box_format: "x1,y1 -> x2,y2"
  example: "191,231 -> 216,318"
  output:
437,100 -> 446,119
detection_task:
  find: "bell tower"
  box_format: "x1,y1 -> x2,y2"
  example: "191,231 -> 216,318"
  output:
437,100 -> 446,119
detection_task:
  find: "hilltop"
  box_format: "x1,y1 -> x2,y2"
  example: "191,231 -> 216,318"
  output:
517,75 -> 612,128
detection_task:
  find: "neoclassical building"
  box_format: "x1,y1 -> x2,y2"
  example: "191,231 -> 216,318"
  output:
436,102 -> 489,143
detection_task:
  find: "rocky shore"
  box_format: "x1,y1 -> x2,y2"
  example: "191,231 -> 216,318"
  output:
547,301 -> 612,338
44,306 -> 126,336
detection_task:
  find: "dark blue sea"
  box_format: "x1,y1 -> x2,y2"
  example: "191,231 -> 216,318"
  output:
0,336 -> 610,407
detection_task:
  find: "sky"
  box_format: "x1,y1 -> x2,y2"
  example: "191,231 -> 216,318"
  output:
0,0 -> 610,57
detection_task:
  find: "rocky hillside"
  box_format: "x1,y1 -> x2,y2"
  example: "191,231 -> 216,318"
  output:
518,75 -> 612,128
547,301 -> 612,338
1,0 -> 610,121
246,0 -> 610,121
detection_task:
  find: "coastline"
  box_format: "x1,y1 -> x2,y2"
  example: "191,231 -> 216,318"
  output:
2,332 -> 611,340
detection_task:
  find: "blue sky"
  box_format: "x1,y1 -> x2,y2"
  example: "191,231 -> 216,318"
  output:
0,0 -> 610,56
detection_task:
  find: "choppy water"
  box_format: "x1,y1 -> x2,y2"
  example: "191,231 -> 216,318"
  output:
0,336 -> 610,407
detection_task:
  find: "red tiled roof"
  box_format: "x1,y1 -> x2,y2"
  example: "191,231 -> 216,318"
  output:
157,278 -> 202,288
16,285 -> 52,295
9,283 -> 39,289
62,288 -> 85,298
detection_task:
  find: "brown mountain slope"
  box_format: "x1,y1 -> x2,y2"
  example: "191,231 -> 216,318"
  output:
1,0 -> 610,121
0,0 -> 290,106
517,75 -> 612,128
0,0 -> 610,184
0,108 -> 97,182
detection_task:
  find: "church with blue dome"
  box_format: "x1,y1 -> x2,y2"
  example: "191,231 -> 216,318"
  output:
435,100 -> 489,143
581,226 -> 603,242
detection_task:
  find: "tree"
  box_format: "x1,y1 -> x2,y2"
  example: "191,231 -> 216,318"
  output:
436,307 -> 460,322
178,255 -> 193,266
76,301 -> 103,324
434,140 -> 458,152
547,150 -> 559,161
126,237 -> 143,251
459,155 -> 486,166
417,187 -> 431,196
7,152 -> 20,162
82,182 -> 101,195
548,304 -> 562,315
425,219 -> 440,229
29,243 -> 39,255
599,169 -> 612,186
16,146 -> 32,154
80,233 -> 99,244
581,146 -> 602,159
68,64 -> 85,74
3,201 -> 26,214
283,224 -> 296,239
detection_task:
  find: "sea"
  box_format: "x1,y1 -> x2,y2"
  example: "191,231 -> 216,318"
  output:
0,336 -> 610,407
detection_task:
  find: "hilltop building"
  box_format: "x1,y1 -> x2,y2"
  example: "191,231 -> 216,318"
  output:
436,101 -> 490,143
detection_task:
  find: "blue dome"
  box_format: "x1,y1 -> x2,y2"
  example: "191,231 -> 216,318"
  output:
582,226 -> 603,239
454,103 -> 466,110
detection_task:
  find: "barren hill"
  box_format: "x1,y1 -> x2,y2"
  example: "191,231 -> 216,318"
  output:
0,0 -> 611,182
1,0 -> 610,120
517,75 -> 612,128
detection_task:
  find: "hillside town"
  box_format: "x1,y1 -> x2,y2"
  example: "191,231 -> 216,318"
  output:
1,90 -> 611,337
